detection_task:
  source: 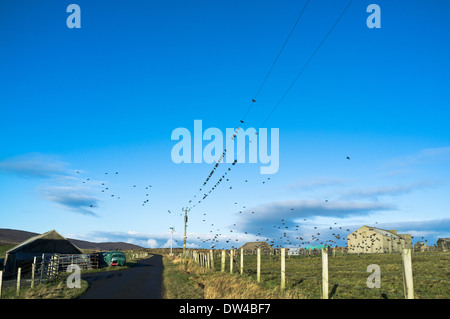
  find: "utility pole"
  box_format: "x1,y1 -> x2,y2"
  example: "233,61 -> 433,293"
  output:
169,227 -> 174,256
183,208 -> 188,256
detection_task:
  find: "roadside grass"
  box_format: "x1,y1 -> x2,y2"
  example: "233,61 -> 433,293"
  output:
162,255 -> 205,299
1,273 -> 89,299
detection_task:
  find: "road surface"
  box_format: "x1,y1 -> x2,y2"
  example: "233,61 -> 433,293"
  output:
78,254 -> 163,299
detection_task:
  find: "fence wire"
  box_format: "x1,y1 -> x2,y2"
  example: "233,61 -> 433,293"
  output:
180,248 -> 450,299
0,253 -> 100,298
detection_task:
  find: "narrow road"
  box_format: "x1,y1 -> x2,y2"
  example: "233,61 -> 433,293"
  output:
78,254 -> 163,299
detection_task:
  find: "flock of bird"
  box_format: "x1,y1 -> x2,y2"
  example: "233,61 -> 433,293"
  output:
347,228 -> 423,253
75,170 -> 153,209
166,154 -> 362,251
75,157 -> 364,251
185,120 -> 256,212
69,0 -> 419,252
75,164 -> 428,253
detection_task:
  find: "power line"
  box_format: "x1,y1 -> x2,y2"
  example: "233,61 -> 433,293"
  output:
183,0 -> 354,220
261,0 -> 353,126
183,1 -> 312,211
242,0 -> 311,122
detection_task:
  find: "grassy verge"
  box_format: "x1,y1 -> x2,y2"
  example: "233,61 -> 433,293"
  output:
1,273 -> 89,299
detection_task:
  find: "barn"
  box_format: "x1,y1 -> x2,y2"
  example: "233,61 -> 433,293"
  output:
239,241 -> 275,255
3,229 -> 83,277
347,225 -> 412,254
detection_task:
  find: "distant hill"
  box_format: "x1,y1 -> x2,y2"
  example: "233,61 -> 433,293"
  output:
0,228 -> 144,251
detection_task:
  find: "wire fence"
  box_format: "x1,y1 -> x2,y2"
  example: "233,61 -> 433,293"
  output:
0,253 -> 99,298
180,248 -> 450,299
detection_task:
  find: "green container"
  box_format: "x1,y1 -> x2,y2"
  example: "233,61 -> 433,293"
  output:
103,251 -> 126,266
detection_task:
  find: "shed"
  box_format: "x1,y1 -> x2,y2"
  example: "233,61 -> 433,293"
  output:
3,230 -> 83,276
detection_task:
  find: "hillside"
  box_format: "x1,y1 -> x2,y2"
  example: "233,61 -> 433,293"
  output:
0,228 -> 144,251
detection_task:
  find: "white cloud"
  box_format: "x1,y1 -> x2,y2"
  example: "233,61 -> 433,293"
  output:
146,238 -> 158,248
0,153 -> 70,178
388,146 -> 450,168
340,180 -> 443,200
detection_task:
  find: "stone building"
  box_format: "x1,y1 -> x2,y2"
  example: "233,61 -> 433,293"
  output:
239,241 -> 275,255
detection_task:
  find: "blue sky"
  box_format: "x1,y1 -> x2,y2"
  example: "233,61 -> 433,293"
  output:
1,0 -> 449,249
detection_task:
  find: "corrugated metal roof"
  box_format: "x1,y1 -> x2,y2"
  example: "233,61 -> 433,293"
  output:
369,227 -> 401,239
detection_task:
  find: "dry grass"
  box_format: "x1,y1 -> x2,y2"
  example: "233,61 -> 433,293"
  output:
162,255 -> 306,299
201,272 -> 305,299
2,273 -> 89,299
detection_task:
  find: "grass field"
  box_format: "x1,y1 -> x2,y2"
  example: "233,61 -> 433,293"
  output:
206,251 -> 450,299
1,249 -> 448,299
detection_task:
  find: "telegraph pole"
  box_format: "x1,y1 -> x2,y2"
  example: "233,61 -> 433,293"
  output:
183,208 -> 188,256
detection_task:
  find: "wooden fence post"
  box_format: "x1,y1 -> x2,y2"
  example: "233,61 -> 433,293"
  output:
221,250 -> 225,272
16,267 -> 21,297
322,248 -> 328,299
230,249 -> 234,274
257,247 -> 261,283
402,248 -> 414,299
31,257 -> 36,288
39,253 -> 45,283
0,270 -> 3,299
281,248 -> 286,291
210,250 -> 214,270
